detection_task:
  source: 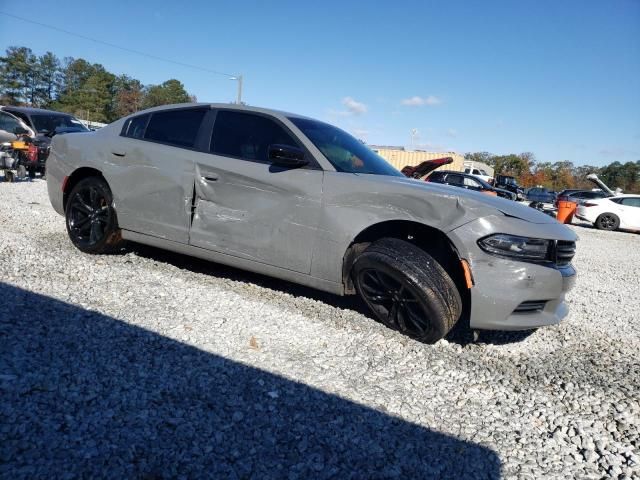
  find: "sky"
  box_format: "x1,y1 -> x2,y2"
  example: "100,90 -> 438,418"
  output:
0,0 -> 639,166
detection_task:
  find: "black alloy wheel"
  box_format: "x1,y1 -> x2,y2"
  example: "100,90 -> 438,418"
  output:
595,213 -> 619,231
358,268 -> 431,338
352,238 -> 462,343
65,177 -> 123,253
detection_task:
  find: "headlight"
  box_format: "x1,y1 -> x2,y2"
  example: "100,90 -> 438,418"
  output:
478,234 -> 550,261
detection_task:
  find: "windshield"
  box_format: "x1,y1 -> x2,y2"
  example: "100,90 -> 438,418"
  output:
30,114 -> 89,134
289,117 -> 403,176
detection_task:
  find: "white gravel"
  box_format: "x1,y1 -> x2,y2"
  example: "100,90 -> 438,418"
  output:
1,179 -> 639,479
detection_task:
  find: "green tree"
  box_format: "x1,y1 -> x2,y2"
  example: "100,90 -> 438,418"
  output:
0,46 -> 38,105
34,51 -> 61,107
142,79 -> 191,108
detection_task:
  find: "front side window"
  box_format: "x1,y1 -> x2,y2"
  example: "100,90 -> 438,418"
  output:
144,109 -> 206,148
211,111 -> 299,162
464,177 -> 481,188
289,117 -> 402,176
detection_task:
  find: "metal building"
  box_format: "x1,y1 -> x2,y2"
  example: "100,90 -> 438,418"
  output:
370,146 -> 465,174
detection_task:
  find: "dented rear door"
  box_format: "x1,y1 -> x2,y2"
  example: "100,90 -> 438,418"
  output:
189,110 -> 323,274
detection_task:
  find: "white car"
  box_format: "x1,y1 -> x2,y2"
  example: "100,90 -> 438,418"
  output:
575,194 -> 640,231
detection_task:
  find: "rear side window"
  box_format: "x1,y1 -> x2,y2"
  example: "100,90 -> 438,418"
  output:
144,109 -> 206,148
447,174 -> 464,186
211,110 -> 299,162
620,197 -> 640,207
122,114 -> 149,139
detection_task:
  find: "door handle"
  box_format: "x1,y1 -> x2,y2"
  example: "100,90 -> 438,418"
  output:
111,151 -> 126,157
202,174 -> 219,182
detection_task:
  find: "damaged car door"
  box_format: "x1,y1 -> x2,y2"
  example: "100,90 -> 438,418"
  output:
189,110 -> 323,274
109,107 -> 208,243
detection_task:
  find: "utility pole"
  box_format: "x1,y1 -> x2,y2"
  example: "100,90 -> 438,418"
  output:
236,75 -> 243,104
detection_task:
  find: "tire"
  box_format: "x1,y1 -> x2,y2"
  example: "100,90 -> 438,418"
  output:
352,237 -> 462,343
65,177 -> 123,254
5,171 -> 15,182
595,213 -> 619,231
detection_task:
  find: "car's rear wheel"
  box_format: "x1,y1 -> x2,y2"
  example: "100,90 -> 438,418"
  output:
352,238 -> 462,343
65,177 -> 123,254
595,213 -> 619,231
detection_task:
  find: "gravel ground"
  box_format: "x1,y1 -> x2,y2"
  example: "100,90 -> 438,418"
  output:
1,179 -> 639,479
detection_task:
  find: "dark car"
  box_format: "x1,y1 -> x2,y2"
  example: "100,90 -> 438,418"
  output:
494,174 -> 525,200
426,170 -> 516,200
0,106 -> 89,176
525,187 -> 556,204
555,189 -> 609,207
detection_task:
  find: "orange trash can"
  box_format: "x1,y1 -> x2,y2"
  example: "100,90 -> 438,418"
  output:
556,201 -> 577,224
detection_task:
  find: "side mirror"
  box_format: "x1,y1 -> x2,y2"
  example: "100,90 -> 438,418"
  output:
13,126 -> 29,135
268,144 -> 308,168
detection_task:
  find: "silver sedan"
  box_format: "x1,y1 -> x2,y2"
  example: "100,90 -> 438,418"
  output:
46,103 -> 577,342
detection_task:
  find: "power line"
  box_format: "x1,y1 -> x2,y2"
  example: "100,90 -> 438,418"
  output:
0,11 -> 237,78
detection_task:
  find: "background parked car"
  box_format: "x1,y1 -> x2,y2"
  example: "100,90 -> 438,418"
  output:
494,174 -> 525,200
526,187 -> 556,205
426,170 -> 516,200
0,106 -> 89,177
575,195 -> 640,231
555,189 -> 610,207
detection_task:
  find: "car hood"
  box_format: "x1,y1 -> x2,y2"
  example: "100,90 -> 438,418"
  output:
377,175 -> 558,225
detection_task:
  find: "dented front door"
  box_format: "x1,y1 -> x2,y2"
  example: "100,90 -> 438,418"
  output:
189,153 -> 323,274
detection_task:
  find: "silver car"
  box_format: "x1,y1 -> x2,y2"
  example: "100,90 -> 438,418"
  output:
46,103 -> 577,342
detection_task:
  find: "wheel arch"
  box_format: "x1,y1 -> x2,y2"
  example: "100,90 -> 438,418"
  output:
62,167 -> 106,211
342,220 -> 468,293
341,219 -> 471,332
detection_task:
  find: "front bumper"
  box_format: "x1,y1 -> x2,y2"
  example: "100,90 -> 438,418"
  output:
468,261 -> 576,330
449,215 -> 578,331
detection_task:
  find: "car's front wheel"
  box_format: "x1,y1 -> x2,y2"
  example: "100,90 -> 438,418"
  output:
352,238 -> 462,343
65,177 -> 123,254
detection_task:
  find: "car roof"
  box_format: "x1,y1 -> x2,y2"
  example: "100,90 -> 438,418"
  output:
125,102 -> 316,121
0,106 -> 75,116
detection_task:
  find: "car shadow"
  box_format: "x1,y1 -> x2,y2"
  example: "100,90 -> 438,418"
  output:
0,282 -> 502,478
127,243 -> 536,347
127,242 -> 372,316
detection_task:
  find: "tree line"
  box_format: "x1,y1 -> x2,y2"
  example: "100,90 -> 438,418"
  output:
464,152 -> 640,194
0,46 -> 196,123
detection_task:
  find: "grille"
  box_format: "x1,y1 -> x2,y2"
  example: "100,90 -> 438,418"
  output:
514,300 -> 547,313
554,240 -> 576,266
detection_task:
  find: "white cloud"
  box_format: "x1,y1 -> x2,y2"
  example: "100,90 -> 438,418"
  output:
351,128 -> 370,140
342,96 -> 368,115
401,95 -> 442,107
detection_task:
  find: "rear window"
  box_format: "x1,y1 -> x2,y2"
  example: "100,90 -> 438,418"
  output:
121,114 -> 149,139
29,114 -> 88,133
144,109 -> 206,148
